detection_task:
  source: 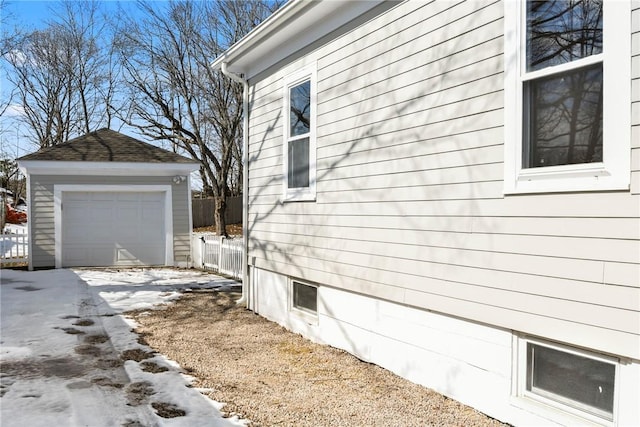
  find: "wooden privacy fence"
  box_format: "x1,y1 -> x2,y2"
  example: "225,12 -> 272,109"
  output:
192,196 -> 242,228
192,233 -> 243,281
1,228 -> 28,266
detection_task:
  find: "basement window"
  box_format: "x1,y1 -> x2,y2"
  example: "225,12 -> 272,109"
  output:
518,338 -> 617,423
292,281 -> 317,314
290,279 -> 318,325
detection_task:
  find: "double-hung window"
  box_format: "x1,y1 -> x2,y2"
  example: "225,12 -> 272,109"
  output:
283,65 -> 316,201
504,0 -> 630,193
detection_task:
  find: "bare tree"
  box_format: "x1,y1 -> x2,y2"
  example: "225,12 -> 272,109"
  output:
0,0 -> 24,119
115,0 -> 279,236
5,1 -> 117,147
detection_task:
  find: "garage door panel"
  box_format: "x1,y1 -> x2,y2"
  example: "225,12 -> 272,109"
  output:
116,207 -> 139,222
61,191 -> 166,267
116,246 -> 161,264
116,193 -> 139,202
64,192 -> 90,201
90,208 -> 113,223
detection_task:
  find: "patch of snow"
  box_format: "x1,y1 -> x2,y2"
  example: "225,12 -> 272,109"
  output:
0,267 -> 246,427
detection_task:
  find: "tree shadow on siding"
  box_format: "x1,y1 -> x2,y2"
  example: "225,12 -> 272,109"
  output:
245,0 -> 507,382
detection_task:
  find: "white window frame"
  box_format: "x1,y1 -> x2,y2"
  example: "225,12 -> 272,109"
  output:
514,336 -> 619,426
289,278 -> 318,325
504,1 -> 631,194
283,64 -> 317,201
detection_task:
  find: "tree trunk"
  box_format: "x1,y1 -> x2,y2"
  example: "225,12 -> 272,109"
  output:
214,195 -> 228,237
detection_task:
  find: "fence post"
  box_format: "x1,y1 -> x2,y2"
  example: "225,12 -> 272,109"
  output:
218,236 -> 224,272
200,235 -> 205,268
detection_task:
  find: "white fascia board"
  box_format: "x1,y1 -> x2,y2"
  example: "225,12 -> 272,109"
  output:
211,0 -> 388,79
18,160 -> 199,177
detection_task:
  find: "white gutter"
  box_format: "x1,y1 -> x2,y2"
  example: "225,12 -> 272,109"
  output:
220,62 -> 250,309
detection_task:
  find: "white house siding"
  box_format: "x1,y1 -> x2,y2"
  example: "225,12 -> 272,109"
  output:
28,174 -> 191,268
248,0 -> 639,356
245,0 -> 640,424
633,2 -> 640,195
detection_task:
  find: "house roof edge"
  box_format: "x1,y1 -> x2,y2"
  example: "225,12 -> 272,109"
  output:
211,0 -> 391,79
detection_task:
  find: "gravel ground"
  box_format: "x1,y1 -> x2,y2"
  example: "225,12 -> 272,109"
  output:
131,289 -> 508,427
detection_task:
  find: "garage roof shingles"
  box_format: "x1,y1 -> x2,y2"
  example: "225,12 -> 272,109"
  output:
19,128 -> 195,164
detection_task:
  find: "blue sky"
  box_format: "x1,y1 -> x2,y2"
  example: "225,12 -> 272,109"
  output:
4,0 -> 141,30
0,1 -> 159,158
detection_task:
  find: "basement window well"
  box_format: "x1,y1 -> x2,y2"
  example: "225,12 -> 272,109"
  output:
518,338 -> 617,423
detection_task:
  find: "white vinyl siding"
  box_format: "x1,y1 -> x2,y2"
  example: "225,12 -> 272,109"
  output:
245,0 -> 640,361
28,174 -> 191,268
633,3 -> 640,196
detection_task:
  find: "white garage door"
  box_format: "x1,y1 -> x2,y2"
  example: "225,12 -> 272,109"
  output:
61,191 -> 166,267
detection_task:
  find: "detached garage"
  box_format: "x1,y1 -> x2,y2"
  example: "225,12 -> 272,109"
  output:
18,129 -> 199,270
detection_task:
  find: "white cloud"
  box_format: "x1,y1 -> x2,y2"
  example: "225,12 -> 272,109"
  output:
4,49 -> 26,67
4,104 -> 25,117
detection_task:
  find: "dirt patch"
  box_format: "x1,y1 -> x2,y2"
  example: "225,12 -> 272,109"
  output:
73,319 -> 95,327
140,361 -> 169,373
59,327 -> 85,335
91,376 -> 125,388
1,357 -> 86,380
193,223 -> 242,236
121,349 -> 155,362
74,344 -> 101,357
13,285 -> 42,292
60,315 -> 81,320
131,290 -> 508,427
151,402 -> 187,418
95,358 -> 124,370
126,381 -> 155,406
84,334 -> 109,345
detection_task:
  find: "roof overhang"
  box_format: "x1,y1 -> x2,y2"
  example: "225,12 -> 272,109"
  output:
18,160 -> 200,177
211,0 -> 390,80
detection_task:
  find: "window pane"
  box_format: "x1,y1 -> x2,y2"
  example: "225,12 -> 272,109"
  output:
288,137 -> 309,188
527,0 -> 603,72
525,64 -> 602,168
527,343 -> 615,415
290,80 -> 311,137
293,282 -> 317,313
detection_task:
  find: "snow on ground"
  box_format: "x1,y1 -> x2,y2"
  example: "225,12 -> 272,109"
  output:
0,267 -> 246,427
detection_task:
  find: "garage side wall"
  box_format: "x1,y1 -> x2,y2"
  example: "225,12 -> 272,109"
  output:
29,174 -> 190,268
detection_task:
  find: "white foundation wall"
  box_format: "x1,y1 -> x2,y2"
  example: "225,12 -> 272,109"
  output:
249,266 -> 640,427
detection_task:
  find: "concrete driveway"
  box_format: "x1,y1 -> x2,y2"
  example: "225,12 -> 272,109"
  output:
0,267 -> 245,427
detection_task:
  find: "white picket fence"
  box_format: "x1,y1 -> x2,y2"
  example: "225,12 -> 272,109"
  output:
192,233 -> 243,281
1,227 -> 28,266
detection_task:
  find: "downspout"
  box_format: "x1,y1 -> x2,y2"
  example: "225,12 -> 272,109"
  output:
220,62 -> 250,309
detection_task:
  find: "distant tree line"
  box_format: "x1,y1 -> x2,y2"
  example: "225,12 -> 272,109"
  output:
0,0 -> 281,236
